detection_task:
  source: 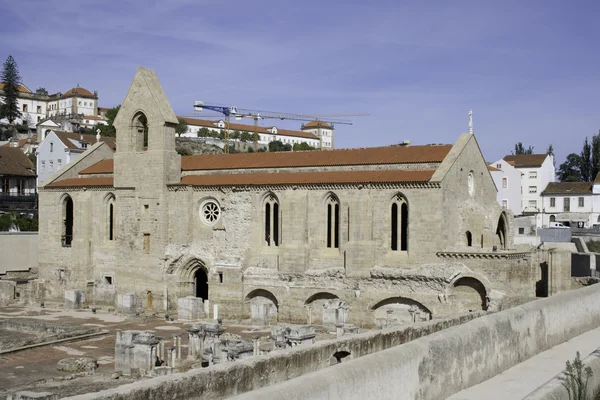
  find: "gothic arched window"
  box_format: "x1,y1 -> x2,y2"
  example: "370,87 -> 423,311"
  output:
326,194 -> 340,248
264,194 -> 279,246
391,194 -> 408,251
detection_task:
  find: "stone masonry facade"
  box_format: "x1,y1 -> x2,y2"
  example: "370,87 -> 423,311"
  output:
35,68 -> 571,327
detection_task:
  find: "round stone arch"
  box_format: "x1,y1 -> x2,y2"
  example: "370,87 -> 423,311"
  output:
370,296 -> 432,325
304,292 -> 342,326
448,274 -> 489,312
244,288 -> 279,326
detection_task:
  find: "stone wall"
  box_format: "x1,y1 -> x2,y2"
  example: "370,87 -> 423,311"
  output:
229,284 -> 600,400
60,312 -> 483,400
0,232 -> 38,275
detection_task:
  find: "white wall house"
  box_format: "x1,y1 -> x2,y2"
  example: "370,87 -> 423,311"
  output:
301,120 -> 334,150
36,131 -> 115,185
179,117 -> 321,149
488,160 -> 522,215
0,83 -> 101,130
538,176 -> 600,229
491,154 -> 555,215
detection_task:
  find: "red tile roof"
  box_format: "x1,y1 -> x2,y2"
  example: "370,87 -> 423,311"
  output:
0,83 -> 31,94
52,131 -> 116,151
181,144 -> 452,171
46,177 -> 113,188
179,117 -> 318,140
1,136 -> 37,149
303,120 -> 332,129
80,159 -> 114,175
0,147 -> 36,176
61,87 -> 96,99
541,182 -> 592,195
503,154 -> 549,168
179,170 -> 435,186
487,165 -> 501,172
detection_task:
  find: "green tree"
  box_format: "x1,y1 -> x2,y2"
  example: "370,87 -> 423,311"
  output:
35,87 -> 48,96
176,147 -> 192,156
580,138 -> 592,182
513,142 -> 534,155
293,142 -> 317,151
269,140 -> 292,152
197,127 -> 211,138
0,56 -> 23,129
591,132 -> 600,181
96,105 -> 120,137
175,117 -> 188,137
558,153 -> 583,182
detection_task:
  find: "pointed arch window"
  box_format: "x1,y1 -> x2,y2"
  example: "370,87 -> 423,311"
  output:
106,194 -> 115,241
391,195 -> 408,251
264,194 -> 279,246
132,112 -> 149,151
62,195 -> 73,247
326,194 -> 340,248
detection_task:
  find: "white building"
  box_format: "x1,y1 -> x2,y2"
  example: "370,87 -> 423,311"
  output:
301,120 -> 335,150
179,117 -> 321,149
36,131 -> 115,185
491,154 -> 555,214
539,177 -> 600,229
488,160 -> 522,215
0,83 -> 101,130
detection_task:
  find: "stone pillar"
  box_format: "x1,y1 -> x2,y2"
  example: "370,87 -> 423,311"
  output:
213,304 -> 219,320
117,293 -> 138,315
252,335 -> 260,356
336,324 -> 344,338
178,296 -> 204,321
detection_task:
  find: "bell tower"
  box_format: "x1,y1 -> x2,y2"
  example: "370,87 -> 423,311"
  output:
113,67 -> 181,190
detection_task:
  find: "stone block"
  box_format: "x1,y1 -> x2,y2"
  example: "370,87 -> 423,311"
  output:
7,392 -> 58,400
64,289 -> 86,309
117,293 -> 138,315
178,296 -> 204,321
0,280 -> 16,306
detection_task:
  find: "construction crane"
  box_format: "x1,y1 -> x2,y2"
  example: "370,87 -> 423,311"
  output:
193,101 -> 366,152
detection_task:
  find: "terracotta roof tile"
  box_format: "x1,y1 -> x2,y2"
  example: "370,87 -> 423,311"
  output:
0,147 -> 36,176
594,172 -> 600,184
61,87 -> 96,99
179,170 -> 435,187
179,117 -> 318,140
487,165 -> 501,172
503,154 -> 549,168
181,144 -> 452,171
46,177 -> 113,188
52,131 -> 116,151
0,83 -> 31,94
1,136 -> 37,149
303,120 -> 332,129
80,159 -> 114,175
541,182 -> 591,195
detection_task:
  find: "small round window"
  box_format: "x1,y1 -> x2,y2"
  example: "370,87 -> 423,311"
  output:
200,200 -> 221,225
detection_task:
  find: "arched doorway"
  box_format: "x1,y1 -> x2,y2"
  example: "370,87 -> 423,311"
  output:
371,297 -> 431,326
194,268 -> 208,301
62,195 -> 73,247
496,212 -> 508,249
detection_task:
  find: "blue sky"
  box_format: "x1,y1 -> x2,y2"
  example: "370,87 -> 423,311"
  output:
1,0 -> 599,164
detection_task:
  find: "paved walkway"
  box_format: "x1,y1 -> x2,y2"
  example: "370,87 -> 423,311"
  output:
447,327 -> 600,400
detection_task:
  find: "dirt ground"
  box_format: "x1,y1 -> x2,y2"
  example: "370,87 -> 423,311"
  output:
0,305 -> 283,399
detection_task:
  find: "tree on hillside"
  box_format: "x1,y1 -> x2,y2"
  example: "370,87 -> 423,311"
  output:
0,55 -> 22,128
513,142 -> 534,155
558,153 -> 583,182
579,138 -> 592,182
96,105 -> 120,137
293,142 -> 317,151
175,117 -> 188,137
591,132 -> 600,181
269,140 -> 291,152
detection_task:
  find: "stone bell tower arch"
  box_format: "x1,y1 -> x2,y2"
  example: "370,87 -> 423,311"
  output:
113,67 -> 181,189
109,67 -> 182,307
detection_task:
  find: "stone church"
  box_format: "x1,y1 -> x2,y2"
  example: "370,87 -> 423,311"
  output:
37,68 -> 570,327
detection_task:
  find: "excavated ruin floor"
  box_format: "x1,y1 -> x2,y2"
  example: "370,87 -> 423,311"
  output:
0,305 -> 334,399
